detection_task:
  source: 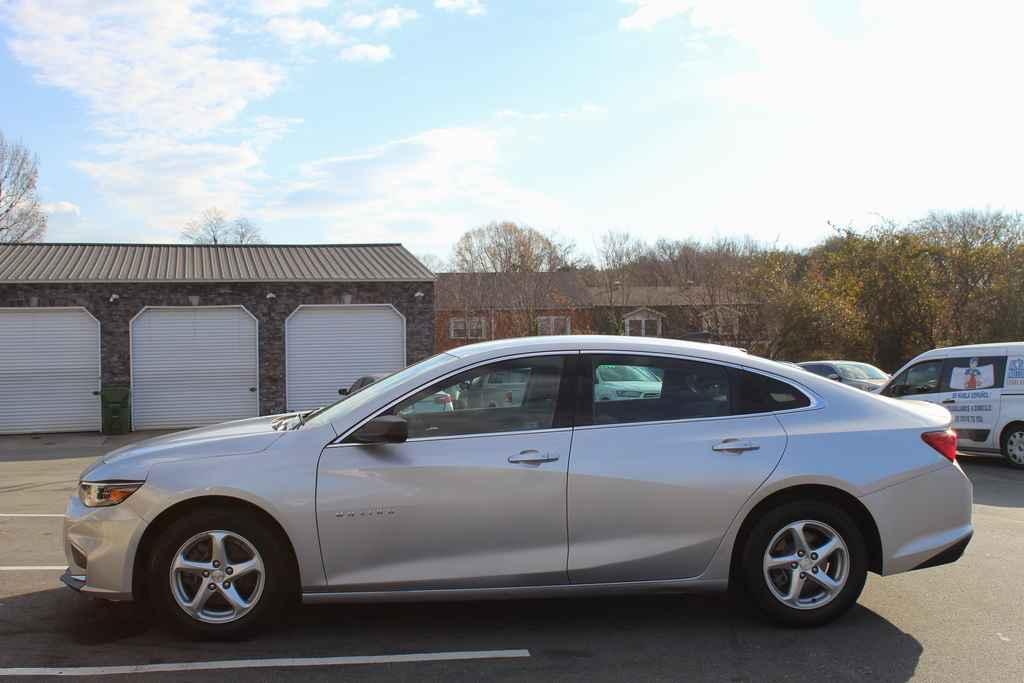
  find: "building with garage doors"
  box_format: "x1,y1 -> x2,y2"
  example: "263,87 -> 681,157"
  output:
0,242 -> 435,434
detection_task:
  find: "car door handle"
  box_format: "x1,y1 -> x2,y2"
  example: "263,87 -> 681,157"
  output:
712,439 -> 761,454
941,399 -> 956,405
508,450 -> 559,465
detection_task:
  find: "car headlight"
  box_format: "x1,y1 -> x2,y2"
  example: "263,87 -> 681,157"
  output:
616,390 -> 642,398
78,481 -> 144,508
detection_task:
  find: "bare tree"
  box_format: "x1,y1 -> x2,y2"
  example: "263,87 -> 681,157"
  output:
451,221 -> 577,273
415,253 -> 448,273
182,209 -> 264,244
0,132 -> 47,243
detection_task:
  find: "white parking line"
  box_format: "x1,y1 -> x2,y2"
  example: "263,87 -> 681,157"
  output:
0,650 -> 532,677
0,566 -> 67,571
0,513 -> 63,518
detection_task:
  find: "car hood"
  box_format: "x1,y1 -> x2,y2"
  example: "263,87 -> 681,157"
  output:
82,414 -> 291,480
599,381 -> 663,392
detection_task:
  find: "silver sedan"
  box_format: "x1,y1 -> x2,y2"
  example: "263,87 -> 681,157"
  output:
63,336 -> 973,638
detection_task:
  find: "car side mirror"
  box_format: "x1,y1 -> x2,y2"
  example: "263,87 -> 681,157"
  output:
349,416 -> 408,444
338,388 -> 349,396
828,373 -> 842,382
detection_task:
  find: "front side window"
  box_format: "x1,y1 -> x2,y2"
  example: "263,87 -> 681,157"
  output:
389,355 -> 567,439
886,360 -> 944,396
942,356 -> 1005,391
835,362 -> 888,381
590,355 -> 730,425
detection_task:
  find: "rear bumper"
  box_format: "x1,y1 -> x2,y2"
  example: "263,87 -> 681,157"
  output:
861,463 -> 974,575
911,531 -> 972,571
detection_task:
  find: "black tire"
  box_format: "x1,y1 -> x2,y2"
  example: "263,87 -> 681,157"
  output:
146,507 -> 296,639
1001,425 -> 1024,469
740,501 -> 867,627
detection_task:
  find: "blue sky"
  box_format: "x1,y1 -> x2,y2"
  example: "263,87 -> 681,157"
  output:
2,0 -> 1023,261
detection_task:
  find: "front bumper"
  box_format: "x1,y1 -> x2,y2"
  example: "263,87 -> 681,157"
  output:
61,494 -> 147,601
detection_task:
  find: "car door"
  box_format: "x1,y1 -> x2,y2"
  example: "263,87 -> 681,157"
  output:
567,354 -> 799,583
316,353 -> 576,590
938,355 -> 1005,449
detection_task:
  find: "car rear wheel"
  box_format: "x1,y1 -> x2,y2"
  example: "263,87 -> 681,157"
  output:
147,508 -> 294,639
741,501 -> 867,627
1002,426 -> 1024,469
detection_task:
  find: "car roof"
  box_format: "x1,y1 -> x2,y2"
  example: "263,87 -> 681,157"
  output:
913,342 -> 1024,360
446,335 -> 749,361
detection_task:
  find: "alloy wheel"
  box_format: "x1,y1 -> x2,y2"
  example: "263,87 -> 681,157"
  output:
168,530 -> 266,624
1006,431 -> 1024,465
763,520 -> 849,611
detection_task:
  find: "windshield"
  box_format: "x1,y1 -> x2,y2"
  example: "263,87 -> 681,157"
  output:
304,353 -> 455,428
836,362 -> 888,380
597,364 -> 660,383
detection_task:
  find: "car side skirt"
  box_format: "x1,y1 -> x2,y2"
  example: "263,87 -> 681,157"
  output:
301,578 -> 729,604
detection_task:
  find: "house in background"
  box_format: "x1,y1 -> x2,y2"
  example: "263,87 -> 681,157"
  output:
0,242 -> 435,434
435,272 -> 761,352
434,271 -> 592,352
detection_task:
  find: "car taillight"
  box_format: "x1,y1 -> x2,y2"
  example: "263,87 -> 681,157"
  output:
922,429 -> 957,463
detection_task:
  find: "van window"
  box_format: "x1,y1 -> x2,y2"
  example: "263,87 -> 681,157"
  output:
941,356 -> 1005,391
885,360 -> 943,396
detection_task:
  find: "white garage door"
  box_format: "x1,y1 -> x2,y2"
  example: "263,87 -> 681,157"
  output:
0,308 -> 101,434
286,305 -> 406,411
131,307 -> 259,430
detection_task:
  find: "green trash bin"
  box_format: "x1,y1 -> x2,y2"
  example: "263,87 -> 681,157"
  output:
100,386 -> 131,435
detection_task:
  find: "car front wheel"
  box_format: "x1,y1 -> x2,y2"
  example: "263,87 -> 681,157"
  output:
147,508 -> 294,639
741,501 -> 867,627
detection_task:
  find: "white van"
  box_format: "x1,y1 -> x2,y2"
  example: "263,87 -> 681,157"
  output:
880,342 -> 1024,468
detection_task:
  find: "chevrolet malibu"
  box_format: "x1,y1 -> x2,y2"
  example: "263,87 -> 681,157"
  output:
63,336 -> 973,638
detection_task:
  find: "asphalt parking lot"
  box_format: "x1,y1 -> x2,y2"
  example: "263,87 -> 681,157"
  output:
1,433 -> 1022,682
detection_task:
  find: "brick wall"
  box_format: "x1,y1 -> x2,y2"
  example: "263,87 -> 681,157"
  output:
435,307 -> 594,352
0,281 -> 434,415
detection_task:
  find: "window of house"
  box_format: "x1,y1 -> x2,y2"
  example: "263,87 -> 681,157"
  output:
389,355 -> 566,439
449,317 -> 487,340
538,316 -> 570,335
624,316 -> 661,337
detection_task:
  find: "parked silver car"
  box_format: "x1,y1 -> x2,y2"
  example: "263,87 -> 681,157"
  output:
799,361 -> 890,392
63,336 -> 972,638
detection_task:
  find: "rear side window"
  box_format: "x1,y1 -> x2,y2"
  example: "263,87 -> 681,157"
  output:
589,355 -> 730,425
941,356 -> 1005,391
732,369 -> 811,414
802,363 -> 833,377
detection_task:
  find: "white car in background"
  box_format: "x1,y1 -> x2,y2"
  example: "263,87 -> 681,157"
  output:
881,342 -> 1024,468
594,363 -> 664,401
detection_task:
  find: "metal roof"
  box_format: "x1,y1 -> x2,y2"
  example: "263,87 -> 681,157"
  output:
0,243 -> 435,283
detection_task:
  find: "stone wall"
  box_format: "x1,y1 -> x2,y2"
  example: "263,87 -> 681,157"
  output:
0,281 -> 434,416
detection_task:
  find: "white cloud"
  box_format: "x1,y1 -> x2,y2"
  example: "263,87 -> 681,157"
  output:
266,127 -> 576,254
496,104 -> 608,122
434,0 -> 485,17
2,1 -> 288,234
339,43 -> 393,62
41,201 -> 81,216
250,0 -> 329,17
619,0 -> 692,30
4,1 -> 283,138
608,0 -> 1024,244
266,16 -> 343,45
344,6 -> 419,30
